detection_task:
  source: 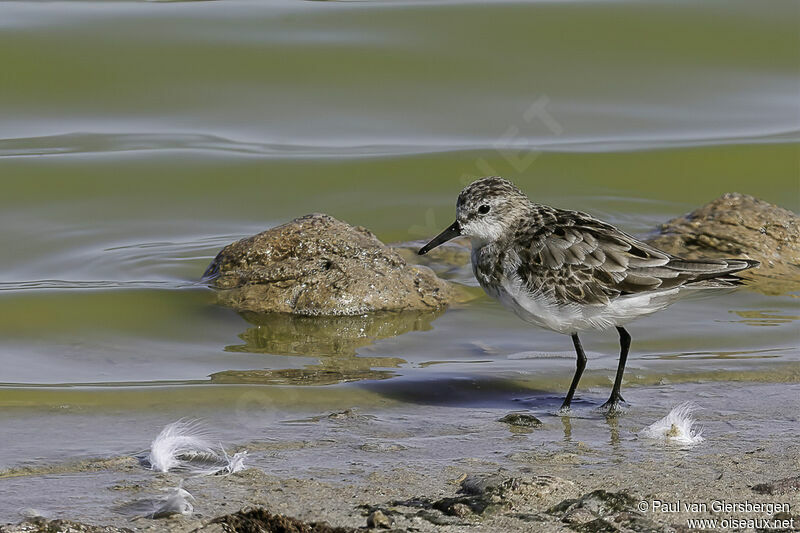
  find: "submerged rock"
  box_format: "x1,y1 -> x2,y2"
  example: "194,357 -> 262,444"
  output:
498,413 -> 543,429
203,214 -> 455,315
646,193 -> 799,293
209,363 -> 400,386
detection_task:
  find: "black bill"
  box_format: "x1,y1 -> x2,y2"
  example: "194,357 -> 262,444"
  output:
418,221 -> 461,255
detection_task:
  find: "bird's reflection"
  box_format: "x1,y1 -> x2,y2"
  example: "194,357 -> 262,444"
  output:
557,408 -> 622,448
560,415 -> 572,442
604,412 -> 621,447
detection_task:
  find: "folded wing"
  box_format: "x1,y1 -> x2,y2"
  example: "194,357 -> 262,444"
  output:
513,210 -> 758,306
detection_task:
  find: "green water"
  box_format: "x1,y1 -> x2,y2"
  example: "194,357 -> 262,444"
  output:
0,0 -> 798,523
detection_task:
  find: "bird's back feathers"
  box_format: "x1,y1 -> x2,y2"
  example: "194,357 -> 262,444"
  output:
488,206 -> 759,307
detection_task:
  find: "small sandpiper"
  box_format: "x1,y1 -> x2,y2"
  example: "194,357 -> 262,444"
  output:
419,177 -> 759,413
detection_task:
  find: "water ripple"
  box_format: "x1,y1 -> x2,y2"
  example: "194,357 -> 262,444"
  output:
0,130 -> 797,159
0,279 -> 203,292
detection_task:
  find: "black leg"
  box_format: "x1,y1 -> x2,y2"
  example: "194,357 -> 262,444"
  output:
601,326 -> 631,412
560,333 -> 587,411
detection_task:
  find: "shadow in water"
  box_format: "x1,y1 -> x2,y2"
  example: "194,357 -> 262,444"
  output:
210,309 -> 442,386
357,375 -> 555,409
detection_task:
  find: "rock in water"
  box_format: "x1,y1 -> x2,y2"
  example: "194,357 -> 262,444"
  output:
203,213 -> 454,315
498,413 -> 543,429
646,193 -> 799,294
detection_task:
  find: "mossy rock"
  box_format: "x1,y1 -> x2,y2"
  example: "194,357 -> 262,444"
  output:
203,213 -> 456,315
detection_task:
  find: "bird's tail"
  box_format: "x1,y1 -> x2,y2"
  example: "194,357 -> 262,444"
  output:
668,258 -> 760,287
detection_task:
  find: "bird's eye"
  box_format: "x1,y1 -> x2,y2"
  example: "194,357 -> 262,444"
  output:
478,204 -> 490,214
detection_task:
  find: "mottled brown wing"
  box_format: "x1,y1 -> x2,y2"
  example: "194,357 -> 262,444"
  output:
512,210 -> 753,306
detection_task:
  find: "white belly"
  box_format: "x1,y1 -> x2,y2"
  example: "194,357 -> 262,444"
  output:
484,275 -> 680,335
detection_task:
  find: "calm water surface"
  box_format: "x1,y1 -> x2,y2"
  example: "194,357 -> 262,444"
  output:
0,0 -> 798,523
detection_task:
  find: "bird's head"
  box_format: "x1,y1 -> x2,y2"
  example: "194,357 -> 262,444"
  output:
419,177 -> 530,254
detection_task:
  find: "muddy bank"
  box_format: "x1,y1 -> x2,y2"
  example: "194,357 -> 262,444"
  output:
4,444 -> 798,533
2,382 -> 799,533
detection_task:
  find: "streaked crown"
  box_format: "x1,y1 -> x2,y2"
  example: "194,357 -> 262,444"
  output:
456,177 -> 531,245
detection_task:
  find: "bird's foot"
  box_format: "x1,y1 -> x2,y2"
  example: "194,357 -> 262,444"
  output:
599,394 -> 627,415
